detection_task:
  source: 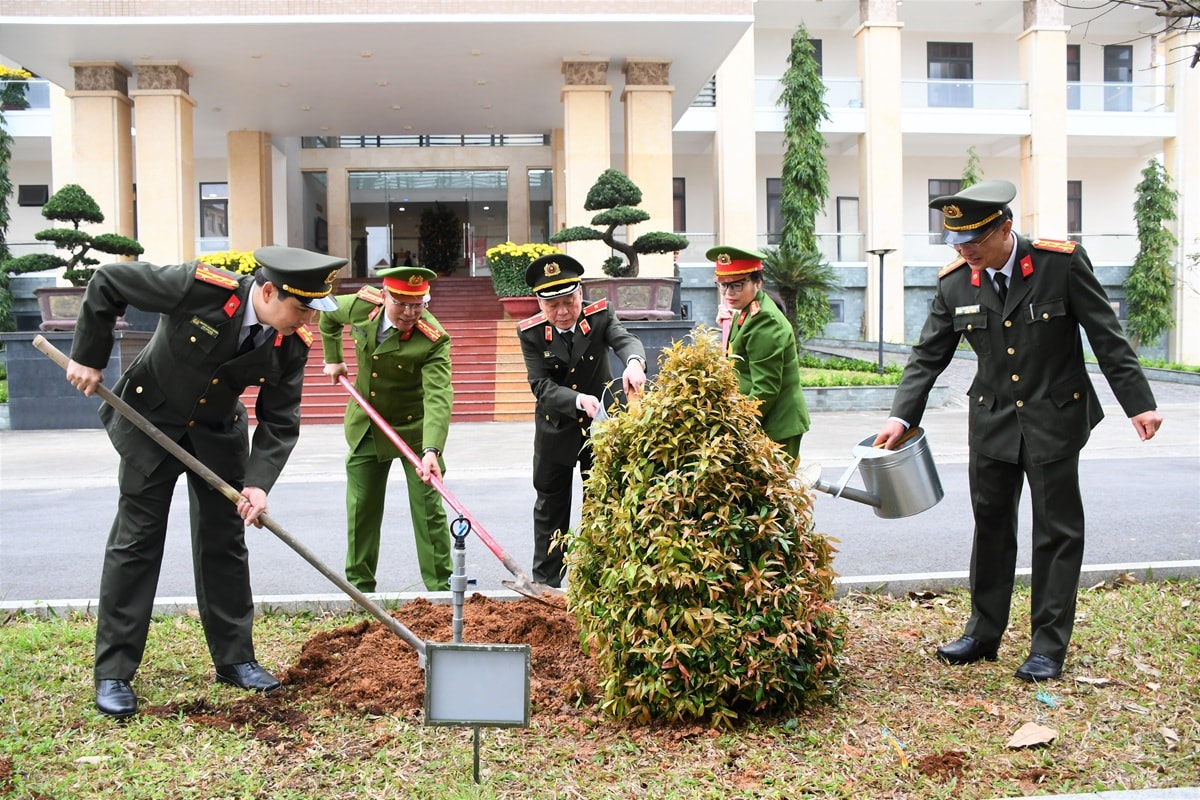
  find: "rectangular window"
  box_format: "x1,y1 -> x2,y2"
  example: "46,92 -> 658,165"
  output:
1067,45 -> 1081,110
673,177 -> 686,233
810,39 -> 823,76
928,179 -> 962,244
928,42 -> 973,108
17,185 -> 49,206
828,299 -> 845,324
766,178 -> 783,246
199,182 -> 229,239
1103,44 -> 1133,112
1067,180 -> 1083,243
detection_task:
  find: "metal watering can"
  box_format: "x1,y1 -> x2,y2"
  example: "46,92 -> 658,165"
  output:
797,427 -> 944,519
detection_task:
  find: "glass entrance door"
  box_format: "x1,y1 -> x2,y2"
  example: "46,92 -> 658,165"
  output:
348,170 -> 508,278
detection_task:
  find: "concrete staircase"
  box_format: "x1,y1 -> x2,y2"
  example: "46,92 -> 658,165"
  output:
245,276 -> 535,425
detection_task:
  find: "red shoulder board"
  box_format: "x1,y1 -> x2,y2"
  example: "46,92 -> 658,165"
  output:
938,257 -> 968,279
1032,238 -> 1077,254
748,300 -> 761,318
518,311 -> 547,332
416,319 -> 442,342
293,327 -> 313,347
583,299 -> 607,316
356,285 -> 384,305
195,264 -> 240,290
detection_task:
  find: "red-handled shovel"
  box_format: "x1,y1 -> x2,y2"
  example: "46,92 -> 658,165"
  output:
335,375 -> 562,603
32,335 -> 429,660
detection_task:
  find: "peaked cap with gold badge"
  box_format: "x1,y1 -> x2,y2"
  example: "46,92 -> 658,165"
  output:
254,245 -> 344,311
525,253 -> 584,299
376,266 -> 437,299
706,245 -> 768,277
929,179 -> 1016,245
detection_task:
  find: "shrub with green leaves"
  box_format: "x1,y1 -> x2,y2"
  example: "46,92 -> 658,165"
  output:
567,328 -> 843,728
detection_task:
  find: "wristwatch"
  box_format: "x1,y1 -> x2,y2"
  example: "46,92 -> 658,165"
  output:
423,447 -> 441,456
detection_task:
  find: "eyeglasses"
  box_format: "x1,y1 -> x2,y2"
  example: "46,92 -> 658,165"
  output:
950,223 -> 1003,252
390,299 -> 425,314
715,279 -> 749,294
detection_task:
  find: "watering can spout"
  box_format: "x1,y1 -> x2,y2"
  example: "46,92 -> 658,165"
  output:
811,477 -> 882,509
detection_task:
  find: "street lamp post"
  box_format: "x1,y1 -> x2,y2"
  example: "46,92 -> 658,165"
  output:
866,248 -> 896,375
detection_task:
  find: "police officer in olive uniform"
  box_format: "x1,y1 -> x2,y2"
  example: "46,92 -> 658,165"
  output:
710,245 -> 810,462
320,267 -> 454,593
66,246 -> 344,718
517,254 -> 647,587
874,180 -> 1162,682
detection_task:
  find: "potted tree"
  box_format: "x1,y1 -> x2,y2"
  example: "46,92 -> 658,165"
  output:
550,169 -> 688,321
0,183 -> 144,330
485,241 -> 562,319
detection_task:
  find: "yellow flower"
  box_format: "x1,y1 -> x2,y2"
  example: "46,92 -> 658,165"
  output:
0,66 -> 33,80
197,250 -> 259,275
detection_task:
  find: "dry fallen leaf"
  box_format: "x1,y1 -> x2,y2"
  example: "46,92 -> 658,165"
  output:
1007,722 -> 1058,749
1159,727 -> 1179,750
1123,703 -> 1151,715
1074,676 -> 1112,687
1114,572 -> 1139,587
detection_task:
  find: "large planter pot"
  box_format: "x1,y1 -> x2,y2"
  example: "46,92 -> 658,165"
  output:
8,274 -> 57,331
582,277 -> 680,321
33,285 -> 127,332
0,330 -> 152,430
498,295 -> 541,319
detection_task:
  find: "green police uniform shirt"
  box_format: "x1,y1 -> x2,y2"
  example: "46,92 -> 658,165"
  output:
726,290 -> 810,444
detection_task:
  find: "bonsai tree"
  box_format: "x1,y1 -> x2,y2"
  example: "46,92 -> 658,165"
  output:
1124,158 -> 1178,352
567,328 -> 842,728
1,183 -> 143,287
484,241 -> 562,298
417,201 -> 460,275
550,168 -> 688,278
761,246 -> 840,342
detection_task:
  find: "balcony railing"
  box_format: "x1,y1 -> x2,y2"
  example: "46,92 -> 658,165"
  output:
754,77 -> 862,110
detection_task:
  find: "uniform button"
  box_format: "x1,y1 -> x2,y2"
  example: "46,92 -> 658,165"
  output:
1043,312 -> 1050,320
1073,392 -> 1080,400
1007,347 -> 1015,355
966,324 -> 973,331
371,372 -> 378,378
978,395 -> 984,402
370,391 -> 376,397
212,378 -> 220,385
233,414 -> 240,422
407,415 -> 413,421
135,386 -> 144,394
1016,400 -> 1024,408
1011,374 -> 1020,382
189,336 -> 197,343
199,398 -> 207,405
259,377 -> 265,384
545,415 -> 551,421
373,355 -> 379,360
571,384 -> 578,390
589,355 -> 595,361
1004,320 -> 1013,328
188,420 -> 196,427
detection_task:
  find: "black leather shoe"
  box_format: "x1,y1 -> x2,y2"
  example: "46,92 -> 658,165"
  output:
935,636 -> 999,665
215,661 -> 281,692
1014,653 -> 1063,682
95,679 -> 137,719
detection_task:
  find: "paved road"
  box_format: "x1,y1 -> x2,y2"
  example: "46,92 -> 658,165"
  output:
2,361 -> 1196,608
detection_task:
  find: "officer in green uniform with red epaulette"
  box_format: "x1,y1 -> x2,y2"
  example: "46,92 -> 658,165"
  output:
66,246 -> 344,719
516,254 -> 647,587
709,245 -> 810,462
320,267 -> 453,593
873,179 -> 1163,682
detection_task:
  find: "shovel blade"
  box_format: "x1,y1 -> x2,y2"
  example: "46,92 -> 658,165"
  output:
501,578 -> 564,605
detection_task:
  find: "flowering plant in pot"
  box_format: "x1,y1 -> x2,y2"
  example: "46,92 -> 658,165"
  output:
0,65 -> 32,110
486,241 -> 562,317
197,250 -> 259,275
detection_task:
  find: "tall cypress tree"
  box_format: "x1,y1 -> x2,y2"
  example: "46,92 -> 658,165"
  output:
1125,159 -> 1178,352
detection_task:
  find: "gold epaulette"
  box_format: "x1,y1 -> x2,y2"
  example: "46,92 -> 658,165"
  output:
583,299 -> 608,316
518,311 -> 547,331
1032,238 -> 1077,254
195,264 -> 240,289
356,285 -> 384,305
416,319 -> 442,342
295,326 -> 314,347
938,257 -> 968,278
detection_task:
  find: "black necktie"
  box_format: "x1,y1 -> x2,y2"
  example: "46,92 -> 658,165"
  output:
238,323 -> 262,356
561,329 -> 574,348
995,272 -> 1008,304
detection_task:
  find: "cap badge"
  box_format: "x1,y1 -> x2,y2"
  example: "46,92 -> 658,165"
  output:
942,204 -> 963,219
716,253 -> 732,266
408,275 -> 424,287
543,262 -> 561,277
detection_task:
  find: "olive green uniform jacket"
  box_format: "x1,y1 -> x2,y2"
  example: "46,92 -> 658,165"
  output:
320,287 -> 453,591
71,260 -> 311,679
726,290 -> 810,447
